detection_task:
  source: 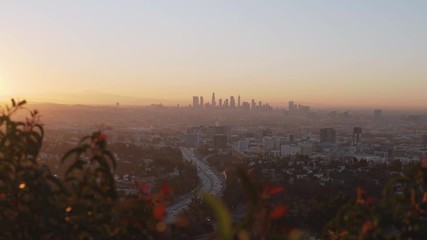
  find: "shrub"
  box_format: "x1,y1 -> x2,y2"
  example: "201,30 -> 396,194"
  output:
0,100 -> 165,239
325,162 -> 427,239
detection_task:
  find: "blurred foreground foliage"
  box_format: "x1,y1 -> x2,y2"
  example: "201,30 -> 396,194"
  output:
0,100 -> 164,239
202,169 -> 305,240
1,99 -> 427,240
325,161 -> 427,239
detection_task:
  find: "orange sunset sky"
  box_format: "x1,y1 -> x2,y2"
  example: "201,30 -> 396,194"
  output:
0,1 -> 426,109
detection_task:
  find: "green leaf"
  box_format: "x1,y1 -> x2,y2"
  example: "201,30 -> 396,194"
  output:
202,192 -> 232,240
102,150 -> 116,170
45,175 -> 66,194
65,159 -> 87,176
61,144 -> 90,164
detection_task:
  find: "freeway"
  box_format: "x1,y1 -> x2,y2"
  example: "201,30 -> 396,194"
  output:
165,147 -> 224,222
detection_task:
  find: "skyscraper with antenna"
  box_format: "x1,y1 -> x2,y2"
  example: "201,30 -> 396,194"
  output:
211,92 -> 216,108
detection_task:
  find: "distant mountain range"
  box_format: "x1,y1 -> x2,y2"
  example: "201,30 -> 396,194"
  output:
0,90 -> 182,106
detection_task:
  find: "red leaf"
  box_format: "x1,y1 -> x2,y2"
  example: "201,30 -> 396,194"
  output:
269,187 -> 284,195
153,203 -> 166,220
269,205 -> 288,219
356,187 -> 366,204
262,186 -> 284,198
133,178 -> 139,189
423,192 -> 427,203
367,196 -> 374,206
161,182 -> 170,195
362,220 -> 374,234
98,133 -> 107,142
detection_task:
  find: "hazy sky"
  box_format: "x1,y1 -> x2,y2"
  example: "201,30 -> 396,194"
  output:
0,1 -> 426,108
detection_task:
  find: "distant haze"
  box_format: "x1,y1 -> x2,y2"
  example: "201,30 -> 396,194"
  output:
0,1 -> 426,109
0,90 -> 179,106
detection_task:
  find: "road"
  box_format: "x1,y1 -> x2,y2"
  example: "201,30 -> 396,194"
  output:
165,147 -> 224,222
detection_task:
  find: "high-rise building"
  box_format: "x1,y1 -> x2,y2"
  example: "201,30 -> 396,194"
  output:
211,92 -> 216,108
299,105 -> 310,112
200,96 -> 204,108
320,128 -> 336,143
192,96 -> 199,108
238,95 -> 241,108
281,145 -> 301,156
353,127 -> 362,145
251,99 -> 256,110
219,99 -> 223,108
262,136 -> 275,151
185,133 -> 200,148
374,109 -> 382,119
224,99 -> 229,108
288,101 -> 296,112
230,96 -> 236,108
242,102 -> 250,110
238,139 -> 249,152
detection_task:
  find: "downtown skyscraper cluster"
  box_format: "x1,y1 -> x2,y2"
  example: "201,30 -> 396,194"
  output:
192,92 -> 272,111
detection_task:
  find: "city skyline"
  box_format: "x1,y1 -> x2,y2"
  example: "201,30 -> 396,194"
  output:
190,92 -> 273,111
0,89 -> 424,111
1,1 -> 426,109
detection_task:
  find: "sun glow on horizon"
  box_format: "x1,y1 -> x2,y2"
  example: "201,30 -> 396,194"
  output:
0,72 -> 18,98
0,75 -> 5,96
0,74 -> 12,97
0,1 -> 426,109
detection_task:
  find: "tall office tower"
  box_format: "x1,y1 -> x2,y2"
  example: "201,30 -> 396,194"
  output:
192,96 -> 199,108
211,92 -> 216,108
288,101 -> 296,112
242,102 -> 250,110
251,99 -> 256,110
238,95 -> 241,108
219,99 -> 223,108
320,128 -> 336,143
200,96 -> 204,108
258,101 -> 262,108
353,127 -> 362,145
230,96 -> 236,108
374,109 -> 382,119
224,99 -> 229,108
